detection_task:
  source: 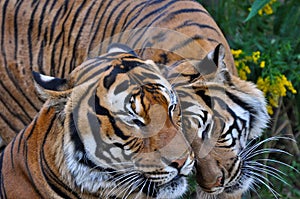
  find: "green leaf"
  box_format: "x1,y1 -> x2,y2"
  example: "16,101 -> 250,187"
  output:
244,0 -> 270,22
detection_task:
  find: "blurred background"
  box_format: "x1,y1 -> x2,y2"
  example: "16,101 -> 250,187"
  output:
186,0 -> 300,198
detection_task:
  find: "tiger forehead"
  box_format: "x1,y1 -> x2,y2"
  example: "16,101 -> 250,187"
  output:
131,84 -> 171,106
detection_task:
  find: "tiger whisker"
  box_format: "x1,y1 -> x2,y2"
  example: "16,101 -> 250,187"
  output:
115,174 -> 141,199
246,160 -> 287,177
255,158 -> 300,173
248,171 -> 280,199
240,136 -> 295,159
100,171 -> 133,197
133,179 -> 147,199
245,176 -> 262,199
244,164 -> 289,186
120,177 -> 142,199
243,148 -> 292,160
108,161 -> 135,166
105,171 -> 138,197
147,180 -> 153,199
123,178 -> 145,199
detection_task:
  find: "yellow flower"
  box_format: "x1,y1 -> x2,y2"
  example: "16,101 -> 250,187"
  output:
238,70 -> 247,80
244,65 -> 251,74
264,4 -> 273,15
258,0 -> 276,16
252,51 -> 260,64
257,76 -> 270,95
267,105 -> 274,115
260,61 -> 265,68
231,49 -> 243,58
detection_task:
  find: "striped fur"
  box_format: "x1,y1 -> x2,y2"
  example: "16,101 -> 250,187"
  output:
0,0 -> 270,198
163,44 -> 269,198
0,0 -> 235,142
0,51 -> 194,198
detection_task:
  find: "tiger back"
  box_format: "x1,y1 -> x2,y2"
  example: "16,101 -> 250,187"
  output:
0,49 -> 194,199
0,0 -> 235,142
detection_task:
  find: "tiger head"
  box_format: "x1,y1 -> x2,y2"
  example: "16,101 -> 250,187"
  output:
164,44 -> 270,198
33,45 -> 194,198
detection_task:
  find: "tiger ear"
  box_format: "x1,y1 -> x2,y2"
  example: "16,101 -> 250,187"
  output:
32,71 -> 72,101
196,44 -> 232,85
107,43 -> 138,57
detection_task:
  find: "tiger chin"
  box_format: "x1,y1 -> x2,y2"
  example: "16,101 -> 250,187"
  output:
0,46 -> 194,199
164,44 -> 270,199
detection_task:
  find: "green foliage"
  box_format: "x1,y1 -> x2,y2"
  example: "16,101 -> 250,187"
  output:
244,0 -> 270,21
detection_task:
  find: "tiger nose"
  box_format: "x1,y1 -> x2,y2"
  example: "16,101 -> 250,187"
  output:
213,176 -> 224,187
169,156 -> 188,169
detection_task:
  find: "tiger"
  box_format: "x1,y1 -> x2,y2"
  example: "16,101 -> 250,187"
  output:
163,44 -> 270,198
0,0 -> 235,143
0,0 -> 270,198
0,47 -> 195,199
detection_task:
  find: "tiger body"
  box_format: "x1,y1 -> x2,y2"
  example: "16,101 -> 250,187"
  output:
0,0 -> 235,141
0,51 -> 194,198
0,0 -> 271,198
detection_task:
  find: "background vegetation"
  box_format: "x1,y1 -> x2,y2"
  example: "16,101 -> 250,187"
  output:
190,0 -> 300,198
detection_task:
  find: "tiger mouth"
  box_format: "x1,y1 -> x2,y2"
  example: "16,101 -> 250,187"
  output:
139,174 -> 186,197
108,170 -> 187,198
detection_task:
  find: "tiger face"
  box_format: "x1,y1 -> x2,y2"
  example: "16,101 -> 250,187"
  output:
33,48 -> 194,198
164,44 -> 269,198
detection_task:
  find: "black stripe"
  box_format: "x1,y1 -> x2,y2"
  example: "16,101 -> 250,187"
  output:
24,116 -> 38,142
134,7 -> 210,49
100,0 -> 126,47
70,1 -> 97,68
13,0 -> 25,60
67,0 -> 87,46
23,137 -> 43,197
38,27 -> 48,74
118,1 -> 147,43
27,1 -> 39,69
194,89 -> 213,108
0,81 -> 32,124
49,0 -> 59,12
129,1 -> 178,48
174,20 -> 220,36
225,91 -> 255,131
169,35 -> 204,52
0,107 -> 24,133
227,159 -> 241,182
131,0 -> 174,30
68,112 -> 111,169
49,4 -> 63,44
1,0 -> 37,121
114,80 -> 130,95
75,60 -> 109,85
130,11 -> 168,49
107,3 -> 131,45
50,2 -> 75,76
9,136 -> 19,170
39,113 -> 80,198
86,1 -> 106,53
121,0 -> 157,30
88,0 -> 113,54
0,150 -> 7,199
94,96 -> 130,141
37,0 -> 51,40
162,8 -> 209,22
103,60 -> 142,89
